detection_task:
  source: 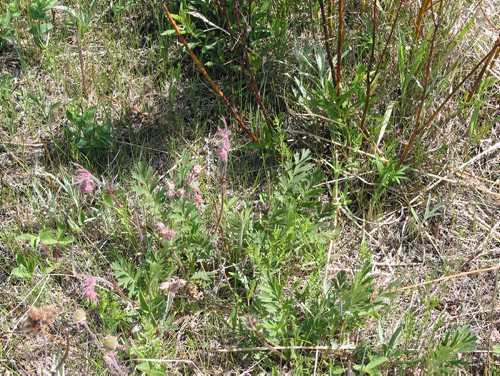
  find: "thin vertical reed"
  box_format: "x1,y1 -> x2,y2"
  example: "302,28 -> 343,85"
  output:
336,0 -> 344,93
359,0 -> 377,133
398,33 -> 499,166
319,0 -> 337,86
162,2 -> 258,143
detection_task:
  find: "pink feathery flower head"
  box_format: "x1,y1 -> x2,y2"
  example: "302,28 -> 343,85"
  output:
166,181 -> 176,197
216,127 -> 231,162
185,164 -> 202,188
192,164 -> 202,175
217,149 -> 228,161
175,188 -> 185,198
74,164 -> 98,195
156,222 -> 176,241
82,275 -> 99,303
159,278 -> 187,296
193,192 -> 203,207
185,174 -> 194,188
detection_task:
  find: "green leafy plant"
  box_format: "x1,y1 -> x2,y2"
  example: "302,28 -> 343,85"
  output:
424,326 -> 477,374
27,0 -> 57,47
17,223 -> 74,249
0,2 -> 19,49
64,106 -> 114,154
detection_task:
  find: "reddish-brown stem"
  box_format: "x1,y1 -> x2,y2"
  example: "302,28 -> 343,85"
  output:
214,0 -> 231,31
81,322 -> 126,375
397,7 -> 439,168
463,35 -> 499,160
162,2 -> 258,143
466,35 -> 499,102
373,0 -> 405,82
359,0 -> 377,133
53,327 -> 70,374
318,0 -> 337,87
415,0 -> 432,43
327,0 -> 334,42
398,34 -> 499,167
336,0 -> 344,93
233,3 -> 274,133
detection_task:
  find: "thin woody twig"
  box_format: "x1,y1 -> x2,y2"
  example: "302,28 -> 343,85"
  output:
336,0 -> 344,93
398,35 -> 499,166
212,344 -> 356,353
318,0 -> 337,87
162,2 -> 258,143
359,0 -> 377,133
233,2 -> 274,134
386,264 -> 500,294
397,1 -> 441,167
52,327 -> 70,375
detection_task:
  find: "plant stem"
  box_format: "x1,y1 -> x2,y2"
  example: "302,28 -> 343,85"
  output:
397,2 -> 440,168
359,0 -> 377,133
318,0 -> 337,87
162,2 -> 258,143
52,327 -> 70,375
415,0 -> 432,43
76,25 -> 87,99
233,2 -> 274,133
336,0 -> 344,93
398,37 -> 499,166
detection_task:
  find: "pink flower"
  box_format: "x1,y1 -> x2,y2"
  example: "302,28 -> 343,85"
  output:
193,192 -> 203,207
82,276 -> 99,303
159,278 -> 187,296
175,188 -> 185,198
185,164 -> 202,188
156,222 -> 176,241
216,127 -> 231,162
193,164 -> 202,175
166,181 -> 176,197
217,149 -> 228,161
74,164 -> 98,194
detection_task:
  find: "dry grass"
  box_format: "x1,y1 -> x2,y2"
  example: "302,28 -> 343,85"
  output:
1,0 -> 499,374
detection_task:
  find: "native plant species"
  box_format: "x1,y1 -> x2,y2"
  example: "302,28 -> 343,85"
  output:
0,2 -> 19,50
27,0 -> 57,48
236,261 -> 388,361
424,326 -> 477,374
64,106 -> 114,156
227,149 -> 333,267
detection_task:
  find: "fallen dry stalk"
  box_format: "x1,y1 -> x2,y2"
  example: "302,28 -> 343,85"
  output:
387,264 -> 500,294
212,344 -> 356,353
162,2 -> 258,143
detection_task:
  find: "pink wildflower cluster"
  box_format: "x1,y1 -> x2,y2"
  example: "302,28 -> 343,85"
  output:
166,181 -> 176,197
82,275 -> 99,303
192,191 -> 203,207
74,164 -> 98,194
165,163 -> 204,209
185,164 -> 202,188
159,278 -> 187,297
175,188 -> 185,198
103,335 -> 126,374
156,221 -> 176,241
216,127 -> 231,162
166,181 -> 186,199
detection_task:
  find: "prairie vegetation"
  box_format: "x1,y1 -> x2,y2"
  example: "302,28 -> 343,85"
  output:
0,0 -> 499,374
